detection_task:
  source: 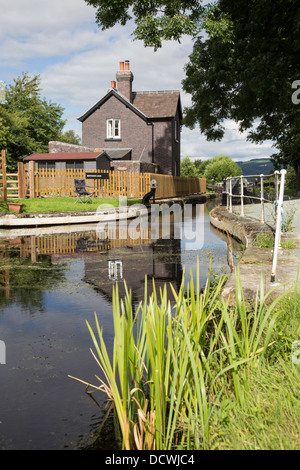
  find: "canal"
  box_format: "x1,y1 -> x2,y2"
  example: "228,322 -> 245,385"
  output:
0,199 -> 241,450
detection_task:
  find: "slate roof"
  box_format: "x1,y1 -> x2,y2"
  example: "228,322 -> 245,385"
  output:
132,91 -> 182,119
78,89 -> 182,122
103,148 -> 132,159
78,89 -> 147,122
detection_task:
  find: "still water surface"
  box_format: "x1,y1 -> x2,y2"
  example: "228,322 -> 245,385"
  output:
0,200 -> 240,450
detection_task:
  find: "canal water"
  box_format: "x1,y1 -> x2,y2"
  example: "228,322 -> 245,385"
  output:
0,200 -> 240,450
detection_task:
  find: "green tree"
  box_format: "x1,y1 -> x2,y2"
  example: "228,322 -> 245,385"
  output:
59,129 -> 81,145
183,0 -> 300,192
180,156 -> 198,177
203,155 -> 241,182
0,73 -> 66,171
180,156 -> 211,177
194,158 -> 211,177
83,0 -> 203,49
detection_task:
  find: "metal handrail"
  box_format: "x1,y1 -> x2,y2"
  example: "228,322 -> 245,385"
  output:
271,169 -> 286,282
225,170 -> 281,222
224,169 -> 287,283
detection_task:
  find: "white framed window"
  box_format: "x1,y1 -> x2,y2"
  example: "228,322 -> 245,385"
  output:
107,119 -> 121,139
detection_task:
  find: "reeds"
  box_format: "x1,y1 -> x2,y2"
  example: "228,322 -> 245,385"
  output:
70,261 -> 294,450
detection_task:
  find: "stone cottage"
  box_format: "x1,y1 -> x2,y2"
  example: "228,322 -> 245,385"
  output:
25,61 -> 182,176
78,60 -> 182,175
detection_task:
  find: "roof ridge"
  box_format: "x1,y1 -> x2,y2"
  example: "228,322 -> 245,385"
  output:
133,90 -> 179,95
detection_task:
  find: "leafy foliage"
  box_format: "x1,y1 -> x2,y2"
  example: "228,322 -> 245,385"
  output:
182,0 -> 300,191
181,154 -> 241,181
203,154 -> 241,182
84,0 -> 204,49
0,74 -> 66,171
59,129 -> 81,145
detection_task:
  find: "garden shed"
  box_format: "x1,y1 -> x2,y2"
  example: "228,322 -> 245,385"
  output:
24,151 -> 113,171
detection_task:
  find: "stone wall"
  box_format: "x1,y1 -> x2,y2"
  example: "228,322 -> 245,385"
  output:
112,160 -> 158,173
49,141 -> 95,153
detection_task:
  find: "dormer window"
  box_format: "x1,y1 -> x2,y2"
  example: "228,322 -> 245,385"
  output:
107,118 -> 121,139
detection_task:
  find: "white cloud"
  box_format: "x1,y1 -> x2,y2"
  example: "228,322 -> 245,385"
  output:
41,33 -> 194,106
0,0 -> 275,161
181,124 -> 276,162
0,0 -> 95,36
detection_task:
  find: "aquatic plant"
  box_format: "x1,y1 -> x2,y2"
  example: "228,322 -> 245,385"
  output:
69,262 -> 294,450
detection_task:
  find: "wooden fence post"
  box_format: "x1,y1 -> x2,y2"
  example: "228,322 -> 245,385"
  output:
28,160 -> 35,199
18,162 -> 26,198
1,150 -> 7,203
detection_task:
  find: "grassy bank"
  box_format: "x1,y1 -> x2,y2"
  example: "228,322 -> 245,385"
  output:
1,197 -> 141,214
70,265 -> 300,450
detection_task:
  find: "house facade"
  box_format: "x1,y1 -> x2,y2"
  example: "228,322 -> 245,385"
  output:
24,61 -> 182,176
78,61 -> 182,176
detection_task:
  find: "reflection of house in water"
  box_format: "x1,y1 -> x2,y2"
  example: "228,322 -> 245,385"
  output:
17,225 -> 183,303
83,239 -> 182,303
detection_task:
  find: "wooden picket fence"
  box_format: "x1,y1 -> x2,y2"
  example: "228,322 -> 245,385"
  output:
29,166 -> 151,199
150,173 -> 206,199
28,165 -> 206,200
0,154 -> 206,201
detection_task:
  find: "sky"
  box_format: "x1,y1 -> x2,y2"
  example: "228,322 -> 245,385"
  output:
0,0 -> 276,162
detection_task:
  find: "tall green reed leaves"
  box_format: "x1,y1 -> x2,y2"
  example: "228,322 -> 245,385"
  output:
70,261 -> 294,450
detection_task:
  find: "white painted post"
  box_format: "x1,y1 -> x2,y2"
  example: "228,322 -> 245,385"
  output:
226,178 -> 229,209
274,171 -> 279,201
260,174 -> 264,224
274,170 -> 279,216
271,169 -> 286,283
229,177 -> 232,212
240,175 -> 244,216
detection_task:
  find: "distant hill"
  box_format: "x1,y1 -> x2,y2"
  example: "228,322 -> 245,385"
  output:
234,158 -> 275,176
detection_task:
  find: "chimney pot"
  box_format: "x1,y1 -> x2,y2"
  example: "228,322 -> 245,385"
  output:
116,61 -> 133,103
111,80 -> 116,89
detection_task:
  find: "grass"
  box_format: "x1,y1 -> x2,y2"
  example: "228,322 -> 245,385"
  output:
2,197 -> 142,214
69,263 -> 300,450
210,357 -> 300,450
281,239 -> 298,249
253,232 -> 275,248
253,231 -> 297,249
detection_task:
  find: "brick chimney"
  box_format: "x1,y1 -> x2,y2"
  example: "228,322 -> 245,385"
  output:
116,60 -> 133,103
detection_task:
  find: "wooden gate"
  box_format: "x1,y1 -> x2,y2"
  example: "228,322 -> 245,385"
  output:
0,150 -> 7,202
0,150 -> 26,201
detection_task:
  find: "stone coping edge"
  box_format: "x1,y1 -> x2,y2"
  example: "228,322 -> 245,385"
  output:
0,206 -> 143,228
0,193 -> 218,229
209,205 -> 274,247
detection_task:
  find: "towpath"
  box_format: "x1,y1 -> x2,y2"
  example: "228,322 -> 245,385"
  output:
210,198 -> 300,304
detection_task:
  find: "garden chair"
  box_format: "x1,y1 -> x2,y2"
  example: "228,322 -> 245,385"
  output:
74,179 -> 97,203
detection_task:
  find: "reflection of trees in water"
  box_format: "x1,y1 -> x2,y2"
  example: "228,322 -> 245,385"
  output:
0,247 -> 66,313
